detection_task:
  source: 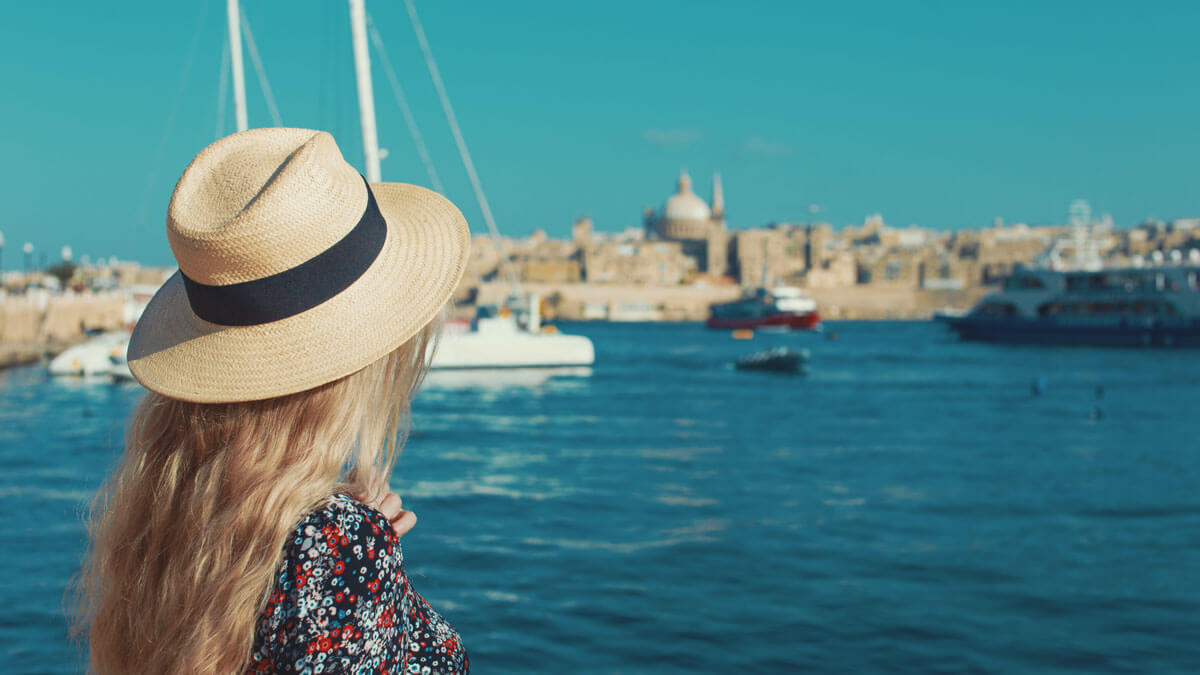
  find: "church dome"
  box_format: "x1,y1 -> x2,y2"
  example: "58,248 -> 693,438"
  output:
662,171 -> 711,222
664,193 -> 711,221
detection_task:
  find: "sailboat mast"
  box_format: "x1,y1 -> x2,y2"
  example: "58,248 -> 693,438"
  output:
226,0 -> 248,132
348,0 -> 381,182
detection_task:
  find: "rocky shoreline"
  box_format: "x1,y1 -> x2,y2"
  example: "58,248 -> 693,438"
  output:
0,339 -> 83,370
0,293 -> 125,371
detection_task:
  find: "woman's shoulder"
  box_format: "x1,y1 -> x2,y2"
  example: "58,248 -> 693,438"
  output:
287,492 -> 401,562
254,492 -> 468,674
299,492 -> 389,530
251,497 -> 412,671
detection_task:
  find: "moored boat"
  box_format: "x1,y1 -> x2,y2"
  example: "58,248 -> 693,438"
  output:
939,265 -> 1200,347
431,294 -> 594,369
47,331 -> 130,377
707,287 -> 820,330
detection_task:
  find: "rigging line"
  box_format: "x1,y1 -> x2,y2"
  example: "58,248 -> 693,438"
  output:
239,6 -> 283,127
215,36 -> 229,139
403,0 -> 519,290
334,7 -> 348,144
318,0 -> 330,129
136,0 -> 211,232
366,13 -> 444,194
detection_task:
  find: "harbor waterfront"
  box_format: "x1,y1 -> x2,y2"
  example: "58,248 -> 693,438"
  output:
2,321 -> 1198,673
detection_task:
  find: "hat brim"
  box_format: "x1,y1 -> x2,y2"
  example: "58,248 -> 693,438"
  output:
128,182 -> 470,403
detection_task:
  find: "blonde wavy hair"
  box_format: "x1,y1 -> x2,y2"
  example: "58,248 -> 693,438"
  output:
75,321 -> 440,674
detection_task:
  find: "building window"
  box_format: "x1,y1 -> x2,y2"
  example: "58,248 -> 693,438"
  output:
976,301 -> 1017,318
884,261 -> 901,281
1004,275 -> 1045,290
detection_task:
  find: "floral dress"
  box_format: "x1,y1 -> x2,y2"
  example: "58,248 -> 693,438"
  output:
247,493 -> 468,674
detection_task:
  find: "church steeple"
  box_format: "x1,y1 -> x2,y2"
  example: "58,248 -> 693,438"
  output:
711,172 -> 724,220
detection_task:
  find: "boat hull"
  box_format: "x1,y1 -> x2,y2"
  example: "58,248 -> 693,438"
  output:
707,312 -> 821,331
940,315 -> 1200,348
734,347 -> 810,374
47,331 -> 130,376
432,331 -> 595,369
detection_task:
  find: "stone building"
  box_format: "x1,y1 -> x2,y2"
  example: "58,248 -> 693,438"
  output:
644,171 -> 729,277
572,217 -> 593,245
805,250 -> 858,288
513,237 -> 581,283
731,229 -> 792,287
465,234 -> 507,282
728,222 -> 851,288
579,240 -> 694,285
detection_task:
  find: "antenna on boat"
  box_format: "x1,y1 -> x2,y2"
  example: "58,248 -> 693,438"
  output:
225,0 -> 248,132
349,0 -> 382,182
1068,199 -> 1102,271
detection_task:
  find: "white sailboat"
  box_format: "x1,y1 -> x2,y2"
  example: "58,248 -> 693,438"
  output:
79,1 -> 591,386
345,0 -> 594,370
433,292 -> 593,369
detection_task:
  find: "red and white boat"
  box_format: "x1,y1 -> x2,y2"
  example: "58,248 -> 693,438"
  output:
707,286 -> 821,330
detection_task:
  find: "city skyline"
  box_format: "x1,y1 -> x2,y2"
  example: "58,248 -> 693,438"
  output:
2,0 -> 1199,266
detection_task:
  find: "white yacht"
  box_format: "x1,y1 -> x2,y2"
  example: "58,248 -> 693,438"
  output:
940,264 -> 1200,347
432,294 -> 594,369
942,201 -> 1200,347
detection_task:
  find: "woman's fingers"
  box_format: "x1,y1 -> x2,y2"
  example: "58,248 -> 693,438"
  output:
378,492 -> 403,520
390,509 -> 417,538
365,490 -> 417,539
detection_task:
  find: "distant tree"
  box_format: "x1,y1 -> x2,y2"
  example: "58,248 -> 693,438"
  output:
47,262 -> 77,288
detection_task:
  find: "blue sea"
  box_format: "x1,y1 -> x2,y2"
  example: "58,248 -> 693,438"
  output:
2,321 -> 1199,673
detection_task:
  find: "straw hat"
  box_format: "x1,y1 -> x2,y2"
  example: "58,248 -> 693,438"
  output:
128,128 -> 470,403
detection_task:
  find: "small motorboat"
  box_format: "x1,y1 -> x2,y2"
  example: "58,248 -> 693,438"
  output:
734,347 -> 810,374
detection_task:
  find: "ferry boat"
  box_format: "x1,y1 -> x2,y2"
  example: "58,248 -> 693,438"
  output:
707,287 -> 821,330
939,265 -> 1200,347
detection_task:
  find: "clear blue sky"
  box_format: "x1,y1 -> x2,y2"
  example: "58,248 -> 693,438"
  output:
2,0 -> 1198,267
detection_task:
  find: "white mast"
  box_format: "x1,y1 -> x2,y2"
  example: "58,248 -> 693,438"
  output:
349,0 -> 381,182
226,0 -> 248,132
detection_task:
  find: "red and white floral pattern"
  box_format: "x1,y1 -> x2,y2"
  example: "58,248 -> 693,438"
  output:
247,493 -> 467,674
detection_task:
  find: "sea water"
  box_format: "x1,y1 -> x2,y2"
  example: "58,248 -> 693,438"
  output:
1,321 -> 1198,673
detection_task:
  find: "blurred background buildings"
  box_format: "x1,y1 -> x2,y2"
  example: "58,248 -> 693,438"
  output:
457,174 -> 1200,322
2,174 -> 1198,359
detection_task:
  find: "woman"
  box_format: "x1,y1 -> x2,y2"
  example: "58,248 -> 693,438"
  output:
76,128 -> 471,674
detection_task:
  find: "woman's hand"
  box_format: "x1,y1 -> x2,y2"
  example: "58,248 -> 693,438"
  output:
362,489 -> 418,539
